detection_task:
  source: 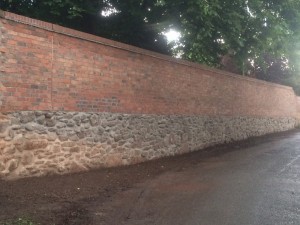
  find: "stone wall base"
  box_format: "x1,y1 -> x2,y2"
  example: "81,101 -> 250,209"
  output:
0,111 -> 297,179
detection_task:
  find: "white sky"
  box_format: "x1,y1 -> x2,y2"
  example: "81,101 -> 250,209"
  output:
164,29 -> 181,42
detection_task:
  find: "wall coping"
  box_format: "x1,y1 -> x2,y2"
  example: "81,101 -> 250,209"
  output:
0,10 -> 295,91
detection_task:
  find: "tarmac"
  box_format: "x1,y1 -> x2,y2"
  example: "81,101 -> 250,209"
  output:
97,130 -> 300,225
1,129 -> 300,225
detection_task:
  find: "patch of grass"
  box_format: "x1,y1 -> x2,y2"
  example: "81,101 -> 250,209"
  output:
1,218 -> 36,225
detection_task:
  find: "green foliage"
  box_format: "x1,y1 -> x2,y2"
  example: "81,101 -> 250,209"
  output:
156,0 -> 300,73
92,0 -> 170,53
0,0 -> 102,31
2,218 -> 36,225
0,0 -> 170,54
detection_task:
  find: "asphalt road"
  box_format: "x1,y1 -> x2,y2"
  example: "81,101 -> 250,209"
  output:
1,130 -> 300,225
95,130 -> 300,225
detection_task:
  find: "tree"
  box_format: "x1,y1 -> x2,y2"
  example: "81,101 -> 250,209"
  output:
0,0 -> 89,24
156,0 -> 300,70
91,0 -> 170,53
0,0 -> 170,54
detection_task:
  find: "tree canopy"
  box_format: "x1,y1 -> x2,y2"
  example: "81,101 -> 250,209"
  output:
1,0 -> 300,93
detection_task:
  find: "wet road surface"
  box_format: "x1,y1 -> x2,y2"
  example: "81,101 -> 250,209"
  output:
94,131 -> 300,225
1,130 -> 300,225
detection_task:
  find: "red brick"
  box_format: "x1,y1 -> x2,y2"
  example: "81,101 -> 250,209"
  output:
0,11 -> 299,118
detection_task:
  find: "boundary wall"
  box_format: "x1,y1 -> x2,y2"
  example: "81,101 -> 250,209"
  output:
0,11 -> 299,179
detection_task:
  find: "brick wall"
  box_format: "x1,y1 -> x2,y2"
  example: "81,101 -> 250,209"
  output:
296,97 -> 300,121
0,10 -> 298,118
1,11 -> 300,179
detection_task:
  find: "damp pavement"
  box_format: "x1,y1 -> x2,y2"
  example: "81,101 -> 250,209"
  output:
93,130 -> 300,225
1,130 -> 300,225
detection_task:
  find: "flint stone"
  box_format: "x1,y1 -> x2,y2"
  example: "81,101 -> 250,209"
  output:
58,135 -> 68,142
36,115 -> 45,124
35,111 -> 43,116
0,162 -> 5,172
47,133 -> 57,141
56,122 -> 66,129
90,115 -> 99,126
45,112 -> 53,118
73,115 -> 81,125
11,125 -> 21,130
4,136 -> 12,141
8,159 -> 19,172
46,119 -> 56,127
20,112 -> 35,123
0,120 -> 9,133
21,152 -> 34,165
23,139 -> 48,150
67,120 -> 75,127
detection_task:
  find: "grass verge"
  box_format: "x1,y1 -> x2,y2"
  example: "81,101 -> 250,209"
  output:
1,218 -> 36,225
